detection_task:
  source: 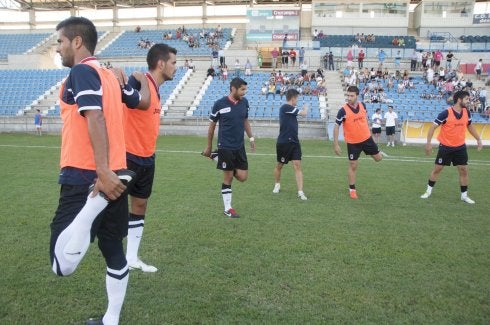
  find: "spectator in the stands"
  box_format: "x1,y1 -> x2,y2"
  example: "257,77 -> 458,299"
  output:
392,37 -> 399,46
398,38 -> 405,47
135,25 -> 141,32
245,59 -> 252,76
346,49 -> 353,67
271,47 -> 279,69
207,66 -> 216,78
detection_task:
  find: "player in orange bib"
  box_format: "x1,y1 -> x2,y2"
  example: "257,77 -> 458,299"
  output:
420,90 -> 483,204
123,44 -> 177,272
333,85 -> 383,199
49,17 -> 150,325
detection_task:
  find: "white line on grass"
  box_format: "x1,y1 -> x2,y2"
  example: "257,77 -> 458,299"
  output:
2,144 -> 490,166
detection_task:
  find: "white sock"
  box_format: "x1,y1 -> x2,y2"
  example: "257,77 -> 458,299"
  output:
103,265 -> 129,325
126,220 -> 144,263
53,194 -> 108,275
298,190 -> 304,196
222,187 -> 232,211
461,191 -> 468,198
426,185 -> 433,194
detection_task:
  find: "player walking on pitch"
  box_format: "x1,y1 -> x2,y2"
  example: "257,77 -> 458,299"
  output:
273,88 -> 308,200
202,77 -> 256,218
420,90 -> 483,203
333,85 -> 383,199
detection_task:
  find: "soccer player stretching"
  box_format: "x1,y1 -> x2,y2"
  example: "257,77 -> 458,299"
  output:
273,88 -> 308,200
49,17 -> 148,325
124,44 -> 177,273
420,90 -> 483,203
333,85 -> 383,199
202,77 -> 256,218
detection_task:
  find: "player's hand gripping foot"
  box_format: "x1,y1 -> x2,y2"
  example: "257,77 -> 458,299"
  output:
89,169 -> 136,201
128,258 -> 158,273
201,149 -> 218,161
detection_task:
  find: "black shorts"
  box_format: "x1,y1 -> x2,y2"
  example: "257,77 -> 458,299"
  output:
386,126 -> 396,136
435,144 -> 468,166
276,142 -> 302,164
347,137 -> 380,161
50,184 -> 129,256
217,147 -> 248,171
476,69 -> 482,76
127,159 -> 155,199
371,127 -> 382,134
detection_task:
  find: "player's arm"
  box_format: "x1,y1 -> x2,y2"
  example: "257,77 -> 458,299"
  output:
467,124 -> 483,151
298,104 -> 308,117
203,121 -> 216,157
466,110 -> 483,151
71,65 -> 125,200
425,123 -> 438,155
333,108 -> 345,155
244,118 -> 256,152
122,73 -> 150,110
130,71 -> 151,110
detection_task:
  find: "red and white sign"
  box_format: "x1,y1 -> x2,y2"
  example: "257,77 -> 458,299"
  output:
273,10 -> 299,16
272,33 -> 299,41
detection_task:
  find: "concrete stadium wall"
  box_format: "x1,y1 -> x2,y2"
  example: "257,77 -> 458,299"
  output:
0,116 -> 328,140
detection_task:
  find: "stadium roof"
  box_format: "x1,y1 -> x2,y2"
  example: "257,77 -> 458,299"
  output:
6,0 -> 312,11
6,0 -> 485,11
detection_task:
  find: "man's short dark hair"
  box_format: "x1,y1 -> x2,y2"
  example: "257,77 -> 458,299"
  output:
56,17 -> 97,55
346,85 -> 359,95
388,105 -> 393,109
453,90 -> 469,103
375,108 -> 381,113
230,77 -> 247,91
147,43 -> 178,70
286,88 -> 299,101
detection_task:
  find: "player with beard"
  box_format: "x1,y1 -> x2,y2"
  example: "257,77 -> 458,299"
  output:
202,77 -> 256,218
420,90 -> 483,203
123,44 -> 177,272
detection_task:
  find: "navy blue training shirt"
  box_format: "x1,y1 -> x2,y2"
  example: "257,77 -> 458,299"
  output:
277,103 -> 300,144
210,95 -> 249,150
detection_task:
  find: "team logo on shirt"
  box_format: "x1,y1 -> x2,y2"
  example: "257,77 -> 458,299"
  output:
281,157 -> 285,163
222,162 -> 227,169
219,107 -> 231,114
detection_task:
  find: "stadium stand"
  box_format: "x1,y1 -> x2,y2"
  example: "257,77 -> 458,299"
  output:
191,72 -> 323,120
98,28 -> 231,58
44,66 -> 188,117
0,33 -> 52,60
319,35 -> 416,49
0,69 -> 68,116
360,76 -> 489,124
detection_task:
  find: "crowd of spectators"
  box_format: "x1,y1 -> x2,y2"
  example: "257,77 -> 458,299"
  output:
260,69 -> 327,99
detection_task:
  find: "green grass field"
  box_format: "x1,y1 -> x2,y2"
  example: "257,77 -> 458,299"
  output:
0,133 -> 489,324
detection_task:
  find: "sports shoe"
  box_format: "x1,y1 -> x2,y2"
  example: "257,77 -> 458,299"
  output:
272,183 -> 281,193
128,258 -> 158,273
86,318 -> 103,325
380,151 -> 389,158
461,195 -> 475,204
89,169 -> 137,200
224,208 -> 240,218
420,191 -> 431,199
349,190 -> 358,199
298,192 -> 308,200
